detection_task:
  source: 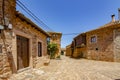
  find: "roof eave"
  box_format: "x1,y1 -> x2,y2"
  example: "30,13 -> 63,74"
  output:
16,11 -> 50,37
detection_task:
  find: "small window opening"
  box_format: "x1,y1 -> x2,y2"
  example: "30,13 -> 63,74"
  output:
0,45 -> 2,53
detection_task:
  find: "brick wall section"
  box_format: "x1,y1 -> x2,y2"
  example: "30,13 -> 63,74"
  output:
86,27 -> 114,61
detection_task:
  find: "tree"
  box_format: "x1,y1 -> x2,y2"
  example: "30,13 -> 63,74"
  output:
47,43 -> 58,59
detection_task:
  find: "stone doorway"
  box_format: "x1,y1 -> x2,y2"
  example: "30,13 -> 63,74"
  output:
17,35 -> 29,70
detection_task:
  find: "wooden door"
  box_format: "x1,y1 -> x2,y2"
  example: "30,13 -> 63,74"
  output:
17,35 -> 29,70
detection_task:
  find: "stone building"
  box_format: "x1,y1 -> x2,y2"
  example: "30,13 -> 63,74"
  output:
72,33 -> 87,58
61,48 -> 66,55
66,44 -> 72,56
48,32 -> 62,58
86,15 -> 120,62
70,14 -> 120,62
0,0 -> 49,79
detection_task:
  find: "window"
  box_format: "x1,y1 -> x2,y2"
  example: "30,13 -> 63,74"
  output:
0,30 -> 1,38
47,37 -> 50,44
91,36 -> 97,43
38,42 -> 42,57
0,30 -> 1,34
75,35 -> 86,47
52,34 -> 57,40
0,44 -> 2,53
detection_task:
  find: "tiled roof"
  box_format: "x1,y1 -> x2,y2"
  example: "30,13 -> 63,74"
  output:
74,21 -> 120,38
86,20 -> 120,33
98,20 -> 120,29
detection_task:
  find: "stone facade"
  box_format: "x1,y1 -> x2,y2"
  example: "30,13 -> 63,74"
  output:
72,33 -> 87,58
14,12 -> 49,68
70,18 -> 120,62
61,48 -> 66,55
0,0 -> 49,79
114,28 -> 120,62
48,32 -> 62,58
86,15 -> 120,62
86,21 -> 120,62
0,0 -> 16,79
73,47 -> 87,58
86,26 -> 114,61
66,44 -> 72,56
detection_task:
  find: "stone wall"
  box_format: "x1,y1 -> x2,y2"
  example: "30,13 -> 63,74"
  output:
14,16 -> 48,68
0,0 -> 2,24
114,28 -> 120,62
0,15 -> 48,79
66,45 -> 72,56
73,47 -> 87,58
86,27 -> 114,61
0,0 -> 16,79
0,0 -> 48,79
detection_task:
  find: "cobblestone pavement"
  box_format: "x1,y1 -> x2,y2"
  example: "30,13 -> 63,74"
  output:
9,56 -> 120,80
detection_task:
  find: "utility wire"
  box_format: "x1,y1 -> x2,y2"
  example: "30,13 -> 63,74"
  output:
16,0 -> 54,31
16,0 -> 81,36
62,33 -> 79,35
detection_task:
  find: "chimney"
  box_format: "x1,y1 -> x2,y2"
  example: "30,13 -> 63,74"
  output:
118,8 -> 120,20
111,14 -> 115,22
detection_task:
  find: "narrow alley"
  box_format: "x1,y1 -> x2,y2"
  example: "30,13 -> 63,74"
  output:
9,56 -> 120,80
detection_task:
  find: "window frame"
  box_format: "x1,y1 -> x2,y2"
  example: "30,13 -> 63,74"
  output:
90,35 -> 97,43
0,44 -> 2,53
38,42 -> 42,57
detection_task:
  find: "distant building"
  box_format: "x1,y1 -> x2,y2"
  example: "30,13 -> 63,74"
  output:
86,15 -> 120,62
66,44 -> 72,56
48,32 -> 62,58
72,33 -> 87,58
70,14 -> 120,62
61,48 -> 66,55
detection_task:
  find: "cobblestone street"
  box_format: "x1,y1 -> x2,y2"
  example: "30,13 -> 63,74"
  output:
9,56 -> 120,80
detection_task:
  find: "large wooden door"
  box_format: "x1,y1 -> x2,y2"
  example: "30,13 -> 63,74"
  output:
17,35 -> 29,70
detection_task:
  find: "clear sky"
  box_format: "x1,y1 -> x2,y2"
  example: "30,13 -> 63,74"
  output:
16,0 -> 120,48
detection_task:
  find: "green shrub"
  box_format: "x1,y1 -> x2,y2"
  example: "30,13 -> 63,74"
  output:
56,55 -> 61,58
47,43 -> 58,59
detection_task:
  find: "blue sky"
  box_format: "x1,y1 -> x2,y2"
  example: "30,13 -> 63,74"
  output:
17,0 -> 120,48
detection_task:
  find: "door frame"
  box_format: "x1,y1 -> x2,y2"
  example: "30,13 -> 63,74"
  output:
17,35 -> 29,70
13,29 -> 33,71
